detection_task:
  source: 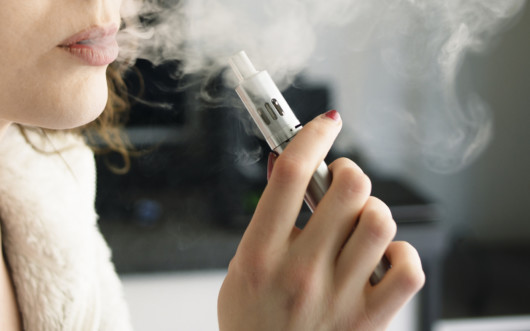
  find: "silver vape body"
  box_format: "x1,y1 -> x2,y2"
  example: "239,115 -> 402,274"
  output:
229,51 -> 389,285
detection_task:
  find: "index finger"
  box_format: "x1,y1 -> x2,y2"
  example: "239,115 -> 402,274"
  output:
240,110 -> 342,250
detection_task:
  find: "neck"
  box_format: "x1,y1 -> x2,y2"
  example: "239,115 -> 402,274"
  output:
0,120 -> 12,141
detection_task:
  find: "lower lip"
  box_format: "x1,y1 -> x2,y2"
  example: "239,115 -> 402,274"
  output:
60,39 -> 119,66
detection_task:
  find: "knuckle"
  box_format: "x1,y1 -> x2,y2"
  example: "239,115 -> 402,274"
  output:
362,198 -> 397,241
272,153 -> 311,185
332,158 -> 372,199
304,119 -> 331,141
283,259 -> 322,310
285,259 -> 318,291
231,251 -> 272,291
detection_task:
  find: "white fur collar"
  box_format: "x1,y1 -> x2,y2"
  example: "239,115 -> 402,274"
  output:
0,126 -> 132,331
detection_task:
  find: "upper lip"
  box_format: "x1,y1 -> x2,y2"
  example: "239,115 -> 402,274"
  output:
59,23 -> 119,47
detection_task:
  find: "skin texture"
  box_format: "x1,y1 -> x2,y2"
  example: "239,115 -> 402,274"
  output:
0,1 -> 121,330
218,112 -> 425,330
0,0 -> 121,131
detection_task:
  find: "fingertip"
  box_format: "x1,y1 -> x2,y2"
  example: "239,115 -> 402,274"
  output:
359,198 -> 396,243
383,241 -> 425,293
366,241 -> 424,317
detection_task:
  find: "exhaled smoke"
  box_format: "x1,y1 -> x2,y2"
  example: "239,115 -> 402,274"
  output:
118,0 -> 526,173
118,0 -> 361,87
354,0 -> 525,173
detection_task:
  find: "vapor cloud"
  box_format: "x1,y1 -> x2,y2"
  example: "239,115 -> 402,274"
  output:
117,0 -> 526,173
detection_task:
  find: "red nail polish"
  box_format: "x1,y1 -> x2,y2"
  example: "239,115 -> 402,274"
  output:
324,110 -> 340,121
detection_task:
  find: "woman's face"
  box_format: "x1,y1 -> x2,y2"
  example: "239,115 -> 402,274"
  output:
0,0 -> 122,130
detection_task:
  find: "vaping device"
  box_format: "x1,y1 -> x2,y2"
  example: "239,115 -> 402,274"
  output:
229,51 -> 390,285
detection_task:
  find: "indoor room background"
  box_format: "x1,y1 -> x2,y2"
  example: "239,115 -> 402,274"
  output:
94,1 -> 530,330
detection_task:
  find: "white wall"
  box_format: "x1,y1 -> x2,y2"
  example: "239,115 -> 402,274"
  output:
403,5 -> 530,243
303,3 -> 530,244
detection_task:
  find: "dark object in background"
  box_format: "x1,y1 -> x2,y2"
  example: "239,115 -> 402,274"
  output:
442,240 -> 530,319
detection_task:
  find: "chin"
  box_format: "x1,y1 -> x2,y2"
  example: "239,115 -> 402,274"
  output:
39,71 -> 110,130
6,63 -> 112,131
57,105 -> 107,130
36,99 -> 108,131
62,95 -> 108,130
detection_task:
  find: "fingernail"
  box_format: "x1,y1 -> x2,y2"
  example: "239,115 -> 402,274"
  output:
267,152 -> 277,181
323,109 -> 341,121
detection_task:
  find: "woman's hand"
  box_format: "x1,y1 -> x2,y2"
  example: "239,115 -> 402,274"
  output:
218,110 -> 425,331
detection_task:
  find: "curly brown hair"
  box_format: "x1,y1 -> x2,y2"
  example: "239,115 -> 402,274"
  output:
80,62 -> 135,174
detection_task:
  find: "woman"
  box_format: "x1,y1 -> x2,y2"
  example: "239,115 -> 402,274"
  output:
0,0 -> 424,330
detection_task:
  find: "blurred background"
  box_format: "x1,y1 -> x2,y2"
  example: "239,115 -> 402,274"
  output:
96,1 -> 530,330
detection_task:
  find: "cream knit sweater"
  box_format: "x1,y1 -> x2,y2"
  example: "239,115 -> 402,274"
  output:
0,126 -> 132,331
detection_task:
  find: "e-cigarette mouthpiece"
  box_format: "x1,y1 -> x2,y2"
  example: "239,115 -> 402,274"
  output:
229,51 -> 302,152
229,51 -> 258,81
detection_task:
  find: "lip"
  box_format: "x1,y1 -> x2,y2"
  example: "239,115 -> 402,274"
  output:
58,24 -> 119,66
